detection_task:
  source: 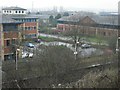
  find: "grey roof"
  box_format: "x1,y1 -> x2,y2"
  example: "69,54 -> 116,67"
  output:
58,13 -> 118,25
0,14 -> 23,24
10,14 -> 39,19
90,15 -> 118,25
2,7 -> 26,10
0,14 -> 39,24
58,13 -> 86,22
28,14 -> 50,19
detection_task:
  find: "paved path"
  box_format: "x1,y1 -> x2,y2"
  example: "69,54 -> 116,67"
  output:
39,33 -> 108,46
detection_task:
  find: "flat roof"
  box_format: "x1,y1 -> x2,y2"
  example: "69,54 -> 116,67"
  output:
2,7 -> 27,10
0,14 -> 23,24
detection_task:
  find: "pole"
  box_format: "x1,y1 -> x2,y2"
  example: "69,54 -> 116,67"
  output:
75,43 -> 77,60
16,50 -> 18,70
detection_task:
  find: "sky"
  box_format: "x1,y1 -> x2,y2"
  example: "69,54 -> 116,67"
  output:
0,0 -> 119,12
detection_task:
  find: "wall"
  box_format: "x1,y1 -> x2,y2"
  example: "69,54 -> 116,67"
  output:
2,10 -> 27,15
57,23 -> 118,37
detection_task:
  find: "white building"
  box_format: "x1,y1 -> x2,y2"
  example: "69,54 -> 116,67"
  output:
2,7 -> 27,15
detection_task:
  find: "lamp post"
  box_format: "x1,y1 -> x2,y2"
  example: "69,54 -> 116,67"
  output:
74,36 -> 79,60
16,49 -> 20,70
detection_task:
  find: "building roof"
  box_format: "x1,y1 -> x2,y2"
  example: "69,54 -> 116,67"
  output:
0,14 -> 23,24
12,15 -> 39,19
2,7 -> 27,10
58,13 -> 86,22
58,13 -> 118,25
90,15 -> 118,25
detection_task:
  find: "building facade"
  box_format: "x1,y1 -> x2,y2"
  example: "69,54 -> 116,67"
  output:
1,7 -> 39,61
13,17 -> 39,40
2,7 -> 27,15
3,22 -> 22,61
57,15 -> 118,37
0,24 -> 4,60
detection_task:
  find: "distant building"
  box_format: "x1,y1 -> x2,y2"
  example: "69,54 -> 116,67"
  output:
99,12 -> 118,16
57,13 -> 118,37
2,7 -> 27,15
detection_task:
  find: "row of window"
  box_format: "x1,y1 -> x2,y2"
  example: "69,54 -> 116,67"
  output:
6,39 -> 16,47
25,34 -> 36,38
3,25 -> 18,31
4,10 -> 25,14
16,19 -> 37,22
25,27 -> 36,30
4,54 -> 15,61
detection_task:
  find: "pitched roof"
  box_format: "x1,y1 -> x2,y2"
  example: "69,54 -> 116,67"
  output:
2,7 -> 26,10
58,13 -> 86,22
58,13 -> 118,25
90,15 -> 118,25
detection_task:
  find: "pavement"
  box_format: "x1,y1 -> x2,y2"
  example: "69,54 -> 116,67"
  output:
39,33 -> 108,46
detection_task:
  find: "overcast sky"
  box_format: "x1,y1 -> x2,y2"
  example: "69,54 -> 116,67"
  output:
0,0 -> 119,12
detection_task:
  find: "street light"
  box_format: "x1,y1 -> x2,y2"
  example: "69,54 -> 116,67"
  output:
116,37 -> 120,53
16,49 -> 20,70
74,36 -> 79,60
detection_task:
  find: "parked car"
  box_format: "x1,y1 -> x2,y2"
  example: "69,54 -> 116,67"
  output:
35,38 -> 41,43
25,43 -> 35,48
28,53 -> 33,58
22,52 -> 28,58
81,44 -> 91,48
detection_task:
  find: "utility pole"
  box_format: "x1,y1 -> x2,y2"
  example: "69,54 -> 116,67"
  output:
15,49 -> 20,70
74,36 -> 79,60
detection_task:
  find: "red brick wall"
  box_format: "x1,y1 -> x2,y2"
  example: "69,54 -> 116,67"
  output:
20,22 -> 38,38
4,32 -> 19,39
4,47 -> 12,54
25,22 -> 37,26
25,30 -> 37,34
57,24 -> 118,37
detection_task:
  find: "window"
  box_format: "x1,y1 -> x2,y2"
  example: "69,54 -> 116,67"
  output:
34,27 -> 36,30
15,11 -> 17,13
22,19 -> 24,22
25,27 -> 28,30
12,39 -> 16,45
4,10 -> 6,13
6,40 -> 10,46
109,32 -> 111,36
25,34 -> 36,38
19,11 -> 21,13
22,11 -> 24,13
10,11 -> 11,13
103,32 -> 106,36
28,27 -> 31,30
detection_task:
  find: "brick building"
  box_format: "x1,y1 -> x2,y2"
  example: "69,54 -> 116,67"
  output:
2,7 -> 39,40
0,14 -> 23,61
13,16 -> 38,40
1,7 -> 39,61
0,23 -> 3,60
57,13 -> 118,37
